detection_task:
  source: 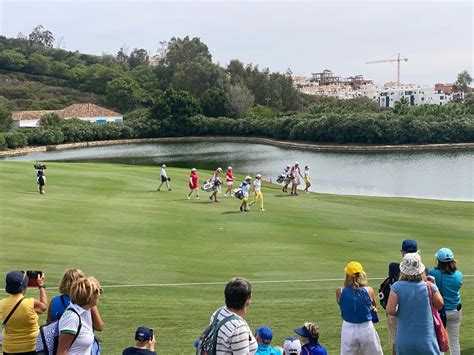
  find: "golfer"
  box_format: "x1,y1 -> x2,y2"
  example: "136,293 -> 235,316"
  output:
187,168 -> 200,200
209,167 -> 223,202
157,164 -> 171,191
289,162 -> 303,196
249,173 -> 265,212
303,165 -> 311,193
240,176 -> 252,212
281,164 -> 291,193
37,169 -> 46,194
224,167 -> 235,197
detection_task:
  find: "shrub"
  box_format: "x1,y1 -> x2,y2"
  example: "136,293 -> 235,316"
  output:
5,131 -> 27,148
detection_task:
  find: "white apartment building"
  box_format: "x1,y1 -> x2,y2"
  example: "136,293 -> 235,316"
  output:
378,86 -> 452,108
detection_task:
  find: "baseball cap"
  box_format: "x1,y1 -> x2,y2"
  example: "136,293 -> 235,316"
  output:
295,161 -> 299,165
6,270 -> 29,294
284,336 -> 302,355
162,164 -> 166,168
135,326 -> 153,342
344,261 -> 363,276
256,174 -> 262,178
191,168 -> 196,172
256,325 -> 273,341
400,252 -> 425,276
217,167 -> 223,172
245,175 -> 252,180
228,166 -> 232,170
435,248 -> 454,262
401,239 -> 418,253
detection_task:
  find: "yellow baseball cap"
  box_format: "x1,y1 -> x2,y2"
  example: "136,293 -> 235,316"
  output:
344,261 -> 363,276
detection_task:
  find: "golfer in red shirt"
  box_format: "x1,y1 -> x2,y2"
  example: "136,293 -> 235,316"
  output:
187,168 -> 200,200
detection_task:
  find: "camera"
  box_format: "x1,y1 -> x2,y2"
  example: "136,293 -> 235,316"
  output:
26,270 -> 43,287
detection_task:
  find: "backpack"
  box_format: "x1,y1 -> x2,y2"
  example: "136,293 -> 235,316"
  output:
36,307 -> 82,355
378,277 -> 397,309
195,307 -> 238,355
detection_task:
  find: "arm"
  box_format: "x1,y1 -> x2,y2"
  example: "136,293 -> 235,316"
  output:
335,287 -> 342,304
91,306 -> 104,331
57,333 -> 76,355
432,289 -> 444,310
386,291 -> 398,316
366,287 -> 377,308
34,274 -> 48,314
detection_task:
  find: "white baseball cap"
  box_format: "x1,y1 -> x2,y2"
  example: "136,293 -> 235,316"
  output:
191,168 -> 196,172
217,167 -> 223,172
256,174 -> 262,178
245,175 -> 252,180
284,337 -> 302,355
162,164 -> 166,168
228,166 -> 232,170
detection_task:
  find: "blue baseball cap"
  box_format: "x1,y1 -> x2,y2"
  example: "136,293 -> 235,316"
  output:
5,270 -> 28,295
135,327 -> 152,342
256,326 -> 273,341
401,239 -> 418,253
435,248 -> 454,262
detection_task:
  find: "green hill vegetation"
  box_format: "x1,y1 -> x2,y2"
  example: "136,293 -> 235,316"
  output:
0,162 -> 473,353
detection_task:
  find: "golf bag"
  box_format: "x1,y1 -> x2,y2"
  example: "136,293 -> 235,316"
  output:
234,188 -> 244,200
201,181 -> 215,192
276,175 -> 284,184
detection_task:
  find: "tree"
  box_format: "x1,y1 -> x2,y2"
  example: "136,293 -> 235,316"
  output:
0,50 -> 27,71
116,46 -> 129,63
453,70 -> 472,93
0,97 -> 12,132
26,53 -> 51,75
201,89 -> 228,117
106,75 -> 143,112
128,48 -> 149,68
39,112 -> 62,127
225,84 -> 255,118
28,25 -> 55,48
151,87 -> 201,121
165,36 -> 211,69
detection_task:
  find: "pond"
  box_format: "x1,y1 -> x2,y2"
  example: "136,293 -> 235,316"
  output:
4,142 -> 473,201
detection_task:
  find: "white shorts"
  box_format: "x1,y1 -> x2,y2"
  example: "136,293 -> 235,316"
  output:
340,320 -> 383,355
226,181 -> 234,186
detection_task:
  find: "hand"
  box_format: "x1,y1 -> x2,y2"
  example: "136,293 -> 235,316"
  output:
426,275 -> 435,283
37,273 -> 46,287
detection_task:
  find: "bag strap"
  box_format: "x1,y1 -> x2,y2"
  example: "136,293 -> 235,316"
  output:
66,307 -> 83,349
2,297 -> 25,327
426,281 -> 433,306
356,287 -> 373,312
40,325 -> 48,352
212,313 -> 238,350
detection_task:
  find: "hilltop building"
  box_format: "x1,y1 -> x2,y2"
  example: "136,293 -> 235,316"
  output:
12,103 -> 123,128
378,85 -> 455,108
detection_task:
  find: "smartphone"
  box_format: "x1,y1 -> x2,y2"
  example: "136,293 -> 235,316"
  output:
149,328 -> 154,340
26,270 -> 43,287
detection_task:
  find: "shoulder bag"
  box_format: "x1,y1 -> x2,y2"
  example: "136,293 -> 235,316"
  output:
426,281 -> 449,352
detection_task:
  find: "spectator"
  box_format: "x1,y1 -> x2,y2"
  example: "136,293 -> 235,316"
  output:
283,337 -> 302,355
428,248 -> 463,355
187,168 -> 200,200
157,164 -> 171,191
401,239 -> 418,255
255,325 -> 282,355
57,276 -> 103,355
336,262 -> 383,355
387,253 -> 444,355
224,166 -> 235,197
122,326 -> 156,355
207,277 -> 257,354
379,262 -> 400,355
0,270 -> 48,354
293,322 -> 327,355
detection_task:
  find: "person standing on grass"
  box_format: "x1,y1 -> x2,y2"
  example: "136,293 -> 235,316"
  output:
289,162 -> 303,196
240,176 -> 252,212
205,277 -> 257,354
379,262 -> 399,355
280,164 -> 291,193
188,168 -> 200,200
249,173 -> 265,212
37,169 -> 46,194
157,164 -> 171,191
303,166 -> 311,193
122,326 -> 156,355
336,261 -> 383,355
209,167 -> 223,202
224,166 -> 235,197
427,248 -> 463,355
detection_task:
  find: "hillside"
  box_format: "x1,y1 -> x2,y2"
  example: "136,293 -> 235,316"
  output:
0,162 -> 472,353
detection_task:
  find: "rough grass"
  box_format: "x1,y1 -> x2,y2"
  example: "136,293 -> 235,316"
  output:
0,161 -> 472,354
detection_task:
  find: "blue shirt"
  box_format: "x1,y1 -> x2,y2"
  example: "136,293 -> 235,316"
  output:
302,342 -> 328,355
50,294 -> 71,322
256,343 -> 282,355
339,287 -> 372,323
427,269 -> 462,310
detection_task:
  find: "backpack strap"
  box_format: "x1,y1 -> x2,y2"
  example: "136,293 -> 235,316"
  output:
2,297 -> 25,327
66,307 -> 83,349
60,295 -> 67,309
212,313 -> 238,350
39,325 -> 48,352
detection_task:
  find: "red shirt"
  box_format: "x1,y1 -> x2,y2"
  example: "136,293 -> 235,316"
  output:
226,171 -> 234,182
189,171 -> 199,189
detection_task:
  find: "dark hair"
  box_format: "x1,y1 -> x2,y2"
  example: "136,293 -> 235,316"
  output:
225,277 -> 252,310
436,260 -> 458,274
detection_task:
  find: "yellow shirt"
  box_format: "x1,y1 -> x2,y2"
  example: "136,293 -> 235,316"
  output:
0,294 -> 39,353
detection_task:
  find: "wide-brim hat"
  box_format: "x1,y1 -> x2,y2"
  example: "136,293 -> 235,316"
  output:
400,252 -> 425,276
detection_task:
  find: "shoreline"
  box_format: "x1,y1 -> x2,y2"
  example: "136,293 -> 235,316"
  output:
1,136 -> 473,157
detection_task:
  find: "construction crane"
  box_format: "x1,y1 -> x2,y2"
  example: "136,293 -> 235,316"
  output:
366,53 -> 408,86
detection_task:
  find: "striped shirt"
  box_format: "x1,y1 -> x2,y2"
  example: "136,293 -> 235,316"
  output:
210,307 -> 257,355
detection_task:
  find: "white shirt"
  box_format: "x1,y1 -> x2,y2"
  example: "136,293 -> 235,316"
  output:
160,168 -> 167,178
210,307 -> 257,355
240,182 -> 250,196
253,180 -> 261,192
58,303 -> 94,355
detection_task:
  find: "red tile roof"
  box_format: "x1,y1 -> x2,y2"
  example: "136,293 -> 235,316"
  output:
12,103 -> 122,121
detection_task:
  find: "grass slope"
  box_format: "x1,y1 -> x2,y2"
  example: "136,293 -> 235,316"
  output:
0,161 -> 472,354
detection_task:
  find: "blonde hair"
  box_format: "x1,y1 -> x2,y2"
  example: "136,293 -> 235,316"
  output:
344,271 -> 368,290
70,276 -> 101,306
304,322 -> 320,342
399,272 -> 424,282
59,269 -> 85,295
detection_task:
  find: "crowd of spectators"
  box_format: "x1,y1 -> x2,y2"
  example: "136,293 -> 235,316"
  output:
0,240 -> 463,355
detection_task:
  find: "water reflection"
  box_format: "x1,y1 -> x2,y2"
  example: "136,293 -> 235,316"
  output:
4,142 -> 473,201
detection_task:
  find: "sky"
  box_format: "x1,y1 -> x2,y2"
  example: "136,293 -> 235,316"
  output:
0,0 -> 472,85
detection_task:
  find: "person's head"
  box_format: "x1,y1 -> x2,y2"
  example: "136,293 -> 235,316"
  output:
255,325 -> 273,345
388,262 -> 400,279
344,261 -> 367,289
70,276 -> 102,308
191,168 -> 196,172
294,161 -> 299,166
228,166 -> 232,171
284,336 -> 302,355
5,270 -> 28,295
217,167 -> 223,172
135,326 -> 153,346
304,166 -> 309,170
256,174 -> 262,180
294,322 -> 320,345
435,248 -> 457,274
162,164 -> 166,168
401,239 -> 418,255
224,277 -> 252,311
245,176 -> 252,182
59,268 -> 85,296
399,252 -> 425,282
286,164 -> 291,169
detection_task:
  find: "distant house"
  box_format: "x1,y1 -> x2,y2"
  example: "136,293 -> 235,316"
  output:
12,103 -> 123,128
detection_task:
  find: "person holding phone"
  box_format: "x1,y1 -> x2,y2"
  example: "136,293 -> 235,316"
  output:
122,326 -> 156,355
0,270 -> 48,354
